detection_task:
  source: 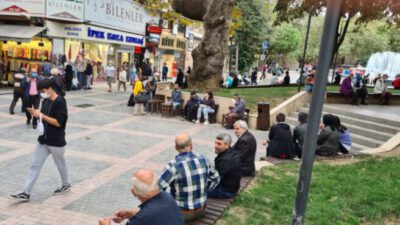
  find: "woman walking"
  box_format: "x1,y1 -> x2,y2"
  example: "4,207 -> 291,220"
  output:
117,66 -> 127,92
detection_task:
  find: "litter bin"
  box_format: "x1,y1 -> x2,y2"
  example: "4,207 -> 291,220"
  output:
257,102 -> 270,131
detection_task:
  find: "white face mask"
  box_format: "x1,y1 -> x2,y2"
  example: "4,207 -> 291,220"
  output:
40,92 -> 50,99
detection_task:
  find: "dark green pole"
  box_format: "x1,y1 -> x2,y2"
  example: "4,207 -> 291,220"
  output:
297,12 -> 312,92
291,0 -> 343,224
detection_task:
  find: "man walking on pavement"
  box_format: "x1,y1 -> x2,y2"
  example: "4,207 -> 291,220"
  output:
9,79 -> 70,201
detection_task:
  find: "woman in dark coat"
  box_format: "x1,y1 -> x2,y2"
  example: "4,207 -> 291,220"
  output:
65,63 -> 74,91
175,68 -> 184,88
316,114 -> 340,157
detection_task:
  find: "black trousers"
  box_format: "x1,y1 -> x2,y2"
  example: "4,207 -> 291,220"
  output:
25,95 -> 40,124
10,90 -> 25,113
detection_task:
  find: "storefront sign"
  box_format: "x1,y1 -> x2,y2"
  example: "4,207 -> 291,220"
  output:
84,0 -> 157,35
46,21 -> 145,47
0,0 -> 45,17
46,0 -> 83,22
147,25 -> 162,34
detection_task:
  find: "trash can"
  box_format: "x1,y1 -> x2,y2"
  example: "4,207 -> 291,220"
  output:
257,102 -> 270,131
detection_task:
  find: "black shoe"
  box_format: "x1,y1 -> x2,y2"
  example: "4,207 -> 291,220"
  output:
32,123 -> 37,129
9,110 -> 15,115
53,185 -> 71,195
26,120 -> 31,125
9,192 -> 30,201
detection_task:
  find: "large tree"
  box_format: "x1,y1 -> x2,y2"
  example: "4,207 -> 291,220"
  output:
235,0 -> 269,73
139,0 -> 236,90
274,0 -> 400,63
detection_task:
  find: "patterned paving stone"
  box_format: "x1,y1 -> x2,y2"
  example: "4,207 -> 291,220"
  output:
0,155 -> 110,203
149,144 -> 215,165
68,111 -> 123,126
0,124 -> 38,143
67,97 -> 109,108
67,131 -> 165,158
0,115 -> 20,124
118,118 -> 194,136
0,213 -> 8,222
90,93 -> 131,102
100,104 -> 134,114
63,169 -> 161,217
0,146 -> 15,155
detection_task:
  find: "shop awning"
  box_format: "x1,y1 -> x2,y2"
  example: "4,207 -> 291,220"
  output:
0,25 -> 47,42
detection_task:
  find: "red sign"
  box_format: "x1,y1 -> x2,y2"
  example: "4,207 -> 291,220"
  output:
134,46 -> 142,55
2,5 -> 28,13
147,25 -> 162,34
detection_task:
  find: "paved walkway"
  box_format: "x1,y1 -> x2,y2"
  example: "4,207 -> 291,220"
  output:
326,103 -> 400,122
0,85 -> 266,225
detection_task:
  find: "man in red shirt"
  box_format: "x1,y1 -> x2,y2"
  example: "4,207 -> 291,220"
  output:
392,75 -> 400,89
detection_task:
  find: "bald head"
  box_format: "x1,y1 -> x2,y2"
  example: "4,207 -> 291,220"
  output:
175,133 -> 192,152
132,168 -> 158,198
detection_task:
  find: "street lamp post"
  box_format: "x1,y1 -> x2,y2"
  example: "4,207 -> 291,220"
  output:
297,12 -> 312,93
291,0 -> 343,224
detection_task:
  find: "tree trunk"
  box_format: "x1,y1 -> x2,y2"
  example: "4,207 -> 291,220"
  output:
188,0 -> 236,90
172,0 -> 208,21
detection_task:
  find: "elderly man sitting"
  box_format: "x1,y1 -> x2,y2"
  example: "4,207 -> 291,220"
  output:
99,168 -> 184,225
158,133 -> 220,222
208,133 -> 241,199
224,94 -> 246,129
232,120 -> 257,177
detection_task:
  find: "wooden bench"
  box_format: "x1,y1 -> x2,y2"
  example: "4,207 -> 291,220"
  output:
186,176 -> 254,225
199,104 -> 219,124
221,109 -> 250,127
326,91 -> 400,105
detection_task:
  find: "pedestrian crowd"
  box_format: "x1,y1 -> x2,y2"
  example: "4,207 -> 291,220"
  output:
261,112 -> 352,161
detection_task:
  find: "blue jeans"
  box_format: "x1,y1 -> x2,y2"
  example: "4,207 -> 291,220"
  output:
197,107 -> 215,120
207,186 -> 236,199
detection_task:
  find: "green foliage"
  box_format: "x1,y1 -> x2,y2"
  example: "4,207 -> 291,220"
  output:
235,0 -> 270,72
219,156 -> 400,225
345,23 -> 389,64
388,28 -> 400,53
270,23 -> 301,55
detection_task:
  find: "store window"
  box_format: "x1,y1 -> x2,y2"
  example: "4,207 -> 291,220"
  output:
177,40 -> 186,50
161,37 -> 175,48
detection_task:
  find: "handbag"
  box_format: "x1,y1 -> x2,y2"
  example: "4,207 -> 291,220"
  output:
36,112 -> 44,136
134,93 -> 148,104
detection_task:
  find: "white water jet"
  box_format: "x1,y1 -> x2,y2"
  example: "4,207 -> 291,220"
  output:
366,52 -> 400,80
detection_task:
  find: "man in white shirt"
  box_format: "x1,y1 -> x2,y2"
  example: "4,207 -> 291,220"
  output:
106,63 -> 115,92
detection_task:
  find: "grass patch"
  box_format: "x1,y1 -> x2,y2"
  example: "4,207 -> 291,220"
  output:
214,87 -> 298,110
213,86 -> 400,112
218,157 -> 400,225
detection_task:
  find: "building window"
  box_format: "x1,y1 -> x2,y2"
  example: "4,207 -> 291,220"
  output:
161,37 -> 175,47
177,40 -> 186,50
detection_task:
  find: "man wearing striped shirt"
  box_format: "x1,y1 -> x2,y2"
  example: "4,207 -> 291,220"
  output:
158,133 -> 220,222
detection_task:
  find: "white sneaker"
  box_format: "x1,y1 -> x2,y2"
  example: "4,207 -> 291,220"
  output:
204,121 -> 209,125
195,119 -> 200,124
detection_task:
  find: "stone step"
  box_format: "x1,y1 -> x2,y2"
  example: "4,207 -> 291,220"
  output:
287,113 -> 393,142
296,108 -> 400,134
287,120 -> 384,149
351,143 -> 371,152
305,104 -> 400,128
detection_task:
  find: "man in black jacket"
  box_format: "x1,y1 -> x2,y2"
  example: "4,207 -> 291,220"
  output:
208,133 -> 241,199
9,79 -> 70,201
262,113 -> 295,159
232,120 -> 257,177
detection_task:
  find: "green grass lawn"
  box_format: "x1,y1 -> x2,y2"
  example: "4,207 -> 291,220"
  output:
218,157 -> 400,225
213,86 -> 400,111
214,87 -> 299,110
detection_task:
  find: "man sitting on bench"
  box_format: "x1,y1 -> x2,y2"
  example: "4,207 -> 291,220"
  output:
208,133 -> 241,199
232,121 -> 257,177
99,168 -> 184,225
224,94 -> 246,129
158,133 -> 220,222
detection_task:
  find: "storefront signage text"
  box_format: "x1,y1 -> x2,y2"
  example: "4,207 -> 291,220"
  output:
88,27 -> 144,45
64,26 -> 82,37
47,0 -> 83,22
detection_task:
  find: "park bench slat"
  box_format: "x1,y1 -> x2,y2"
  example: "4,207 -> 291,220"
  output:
203,213 -> 219,220
206,203 -> 225,211
187,221 -> 210,225
198,217 -> 216,224
205,209 -> 222,217
208,198 -> 233,205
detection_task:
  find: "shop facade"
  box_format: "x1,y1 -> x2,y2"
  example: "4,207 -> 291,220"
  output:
0,0 -> 156,85
158,30 -> 187,78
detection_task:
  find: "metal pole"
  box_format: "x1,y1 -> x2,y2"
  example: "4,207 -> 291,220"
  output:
235,39 -> 239,74
297,12 -> 312,92
291,0 -> 343,224
331,50 -> 339,84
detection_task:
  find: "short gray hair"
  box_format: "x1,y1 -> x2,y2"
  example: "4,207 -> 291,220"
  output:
175,133 -> 192,150
132,171 -> 158,197
234,120 -> 248,130
216,133 -> 232,145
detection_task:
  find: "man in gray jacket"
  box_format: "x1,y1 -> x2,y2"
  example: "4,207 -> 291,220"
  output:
293,112 -> 308,158
224,94 -> 246,129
